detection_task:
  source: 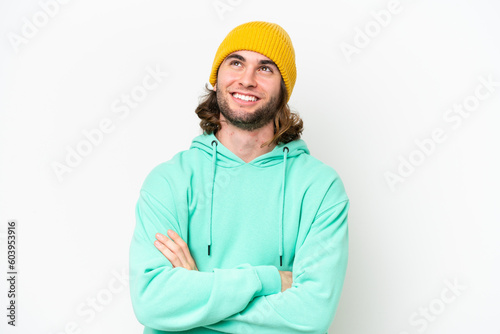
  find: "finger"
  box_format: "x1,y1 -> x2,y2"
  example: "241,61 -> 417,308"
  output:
155,233 -> 186,268
153,236 -> 181,267
163,233 -> 190,268
158,232 -> 190,269
169,230 -> 198,270
167,230 -> 197,270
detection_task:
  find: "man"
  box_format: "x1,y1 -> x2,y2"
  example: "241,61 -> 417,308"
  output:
129,21 -> 349,334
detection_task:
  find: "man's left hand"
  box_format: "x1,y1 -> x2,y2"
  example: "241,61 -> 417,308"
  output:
154,230 -> 198,271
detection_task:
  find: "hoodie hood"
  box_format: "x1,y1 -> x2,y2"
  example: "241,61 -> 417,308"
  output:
190,132 -> 310,266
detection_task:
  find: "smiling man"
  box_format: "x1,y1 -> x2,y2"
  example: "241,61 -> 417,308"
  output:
129,21 -> 350,334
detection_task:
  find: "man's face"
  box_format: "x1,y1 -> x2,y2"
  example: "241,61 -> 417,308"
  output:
215,50 -> 282,131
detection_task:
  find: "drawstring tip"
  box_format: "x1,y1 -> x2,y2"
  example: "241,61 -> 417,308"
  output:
280,256 -> 282,266
208,245 -> 211,256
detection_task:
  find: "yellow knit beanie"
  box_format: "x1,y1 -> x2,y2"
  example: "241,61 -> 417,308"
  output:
209,21 -> 296,101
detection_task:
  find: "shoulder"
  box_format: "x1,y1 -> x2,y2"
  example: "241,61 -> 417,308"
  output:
292,150 -> 349,208
141,148 -> 201,193
285,139 -> 342,182
301,154 -> 340,176
293,151 -> 343,185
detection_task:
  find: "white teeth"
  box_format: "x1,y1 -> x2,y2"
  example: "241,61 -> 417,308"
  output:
233,93 -> 257,102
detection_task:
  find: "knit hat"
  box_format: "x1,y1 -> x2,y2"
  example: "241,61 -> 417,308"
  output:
209,21 -> 296,101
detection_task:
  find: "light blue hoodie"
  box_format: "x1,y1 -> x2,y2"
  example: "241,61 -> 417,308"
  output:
129,133 -> 349,334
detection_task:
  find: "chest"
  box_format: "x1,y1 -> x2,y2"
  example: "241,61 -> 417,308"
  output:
185,166 -> 304,271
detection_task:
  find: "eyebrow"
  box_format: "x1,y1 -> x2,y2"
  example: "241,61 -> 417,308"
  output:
225,53 -> 278,69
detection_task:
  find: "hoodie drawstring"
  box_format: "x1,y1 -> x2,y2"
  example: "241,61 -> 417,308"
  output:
279,146 -> 289,267
208,140 -> 218,256
207,140 -> 289,268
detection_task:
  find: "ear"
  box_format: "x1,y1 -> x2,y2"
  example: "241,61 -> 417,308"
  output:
213,83 -> 217,92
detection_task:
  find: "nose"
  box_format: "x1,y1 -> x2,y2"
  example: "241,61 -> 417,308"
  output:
238,67 -> 257,88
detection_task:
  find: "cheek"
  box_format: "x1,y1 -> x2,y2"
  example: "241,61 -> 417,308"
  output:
265,79 -> 282,97
217,70 -> 238,87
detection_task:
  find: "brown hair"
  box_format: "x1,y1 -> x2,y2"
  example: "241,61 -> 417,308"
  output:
195,80 -> 304,147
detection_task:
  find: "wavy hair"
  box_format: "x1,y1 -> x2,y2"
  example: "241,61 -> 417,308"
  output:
195,80 -> 304,147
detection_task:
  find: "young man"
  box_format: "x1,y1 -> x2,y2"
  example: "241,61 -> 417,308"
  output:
129,21 -> 349,334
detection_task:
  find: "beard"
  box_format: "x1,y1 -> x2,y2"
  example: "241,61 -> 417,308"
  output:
216,85 -> 280,131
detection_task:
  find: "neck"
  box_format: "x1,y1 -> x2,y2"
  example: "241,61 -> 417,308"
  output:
215,114 -> 276,163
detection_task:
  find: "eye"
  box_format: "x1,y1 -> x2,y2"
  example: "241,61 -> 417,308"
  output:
260,66 -> 272,73
230,60 -> 242,67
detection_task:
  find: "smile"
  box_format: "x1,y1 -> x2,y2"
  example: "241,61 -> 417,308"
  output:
232,93 -> 259,102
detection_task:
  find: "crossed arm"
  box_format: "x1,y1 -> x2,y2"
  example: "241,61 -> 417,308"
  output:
153,229 -> 293,292
131,183 -> 349,333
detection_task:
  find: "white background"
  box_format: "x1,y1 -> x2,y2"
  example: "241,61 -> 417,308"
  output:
1,0 -> 499,333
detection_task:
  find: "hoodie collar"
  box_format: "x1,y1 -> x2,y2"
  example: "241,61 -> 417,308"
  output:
190,132 -> 309,167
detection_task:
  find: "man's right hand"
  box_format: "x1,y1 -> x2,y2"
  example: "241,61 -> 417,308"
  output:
278,270 -> 293,292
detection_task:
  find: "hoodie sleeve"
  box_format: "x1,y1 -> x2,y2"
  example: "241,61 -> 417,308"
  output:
203,198 -> 349,334
129,184 -> 282,331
